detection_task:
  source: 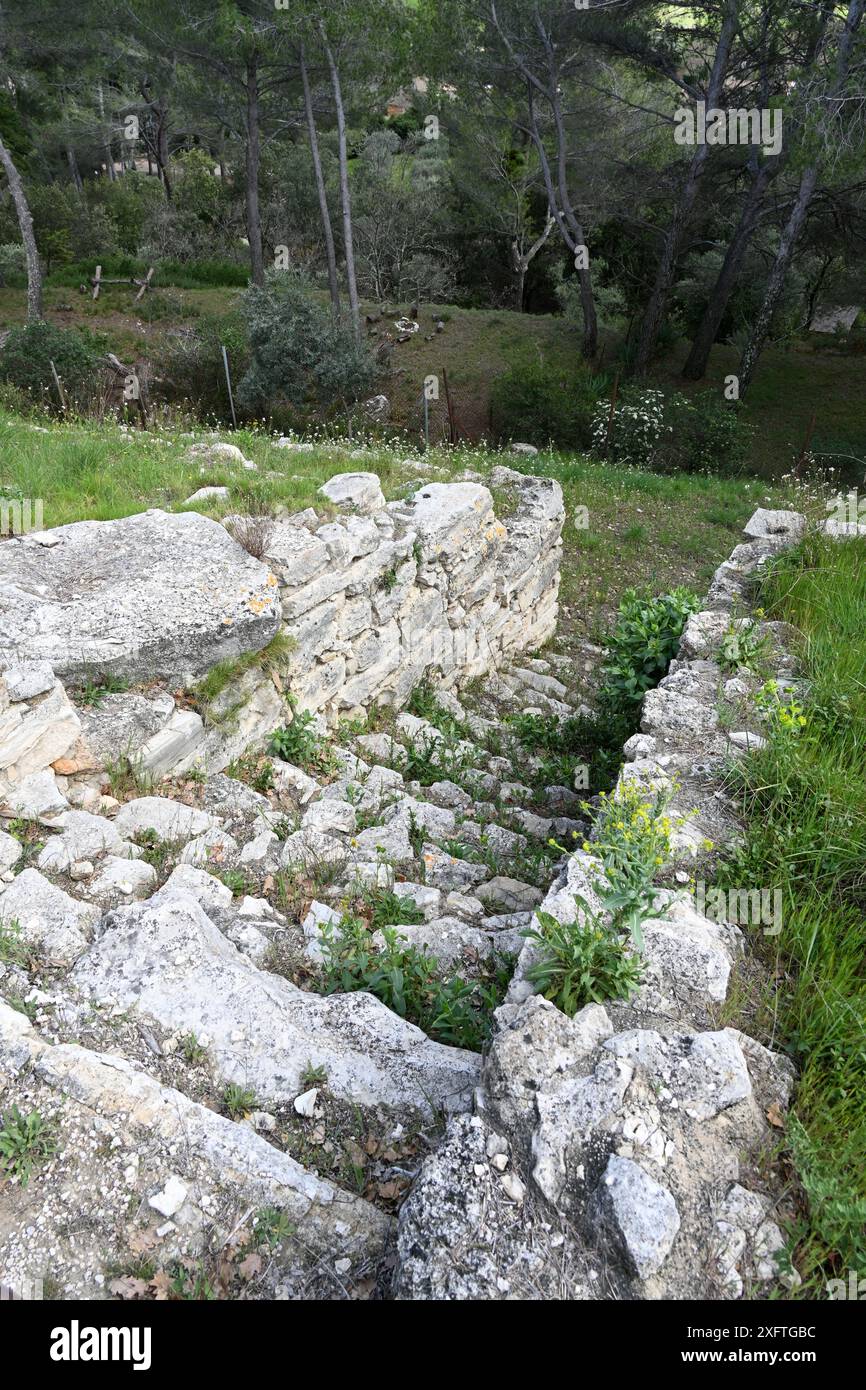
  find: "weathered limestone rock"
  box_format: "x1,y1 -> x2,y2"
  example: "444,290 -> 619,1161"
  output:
742,508 -> 805,541
112,797 -> 217,844
0,671 -> 80,794
81,855 -> 158,907
0,828 -> 22,872
1,660 -> 55,701
590,1154 -> 680,1279
318,472 -> 386,515
36,809 -> 137,874
191,667 -> 285,777
394,1114 -> 596,1300
0,768 -> 69,820
0,510 -> 281,684
0,867 -> 99,965
0,1001 -> 386,1295
475,876 -> 543,914
76,690 -> 178,772
71,887 -> 479,1119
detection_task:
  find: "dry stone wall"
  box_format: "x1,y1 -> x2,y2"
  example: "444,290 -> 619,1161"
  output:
264,468 -> 564,721
0,467 -> 562,798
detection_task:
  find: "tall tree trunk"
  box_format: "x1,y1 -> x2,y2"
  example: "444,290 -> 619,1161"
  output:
738,0 -> 864,395
682,161 -> 773,379
320,25 -> 360,339
155,96 -> 172,199
66,145 -> 84,194
300,41 -> 340,321
97,80 -> 116,181
527,85 -> 597,356
633,0 -> 740,376
737,165 -> 820,393
245,56 -> 264,287
0,135 -> 43,322
491,0 -> 598,357
511,212 -> 554,310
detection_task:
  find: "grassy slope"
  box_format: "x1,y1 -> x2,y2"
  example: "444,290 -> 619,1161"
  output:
718,534 -> 866,1289
1,279 -> 864,479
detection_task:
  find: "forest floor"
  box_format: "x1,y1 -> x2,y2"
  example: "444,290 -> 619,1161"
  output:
1,275 -> 864,480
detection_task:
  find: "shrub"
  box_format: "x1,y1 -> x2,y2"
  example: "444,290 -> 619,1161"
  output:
663,391 -> 754,474
88,172 -> 166,255
590,385 -> 667,467
0,242 -> 25,286
591,385 -> 753,474
0,1106 -> 57,1187
583,780 -> 703,946
600,586 -> 701,709
491,360 -> 606,450
151,311 -> 247,419
0,321 -> 103,410
236,274 -> 376,425
268,704 -> 336,776
524,901 -> 643,1015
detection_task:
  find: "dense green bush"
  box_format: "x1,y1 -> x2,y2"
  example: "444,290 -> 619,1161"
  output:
600,586 -> 701,708
525,902 -> 643,1014
317,914 -> 505,1051
88,172 -> 165,255
0,242 -> 25,286
236,274 -> 376,425
0,321 -> 103,409
663,391 -> 754,474
151,311 -> 247,420
491,360 -> 607,449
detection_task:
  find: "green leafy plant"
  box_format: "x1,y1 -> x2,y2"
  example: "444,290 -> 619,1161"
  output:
75,674 -> 130,707
180,1033 -> 207,1066
316,915 -> 505,1051
754,679 -> 809,735
582,779 -> 704,947
237,274 -> 375,426
0,320 -> 103,411
254,1206 -> 294,1250
364,887 -> 425,930
0,1106 -> 57,1187
268,705 -> 336,775
300,1061 -> 328,1087
221,1083 -> 258,1119
600,586 -> 701,710
719,619 -> 770,674
525,901 -> 643,1015
227,752 -> 275,794
218,869 -> 249,898
0,917 -> 28,965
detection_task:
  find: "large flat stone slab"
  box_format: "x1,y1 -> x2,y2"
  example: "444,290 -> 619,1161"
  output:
0,509 -> 281,684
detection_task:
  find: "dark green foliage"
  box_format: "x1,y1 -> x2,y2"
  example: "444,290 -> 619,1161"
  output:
316,915 -> 508,1051
525,904 -> 643,1016
152,311 -> 247,419
0,321 -> 102,407
491,360 -> 607,450
600,586 -> 701,709
236,275 -> 376,425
